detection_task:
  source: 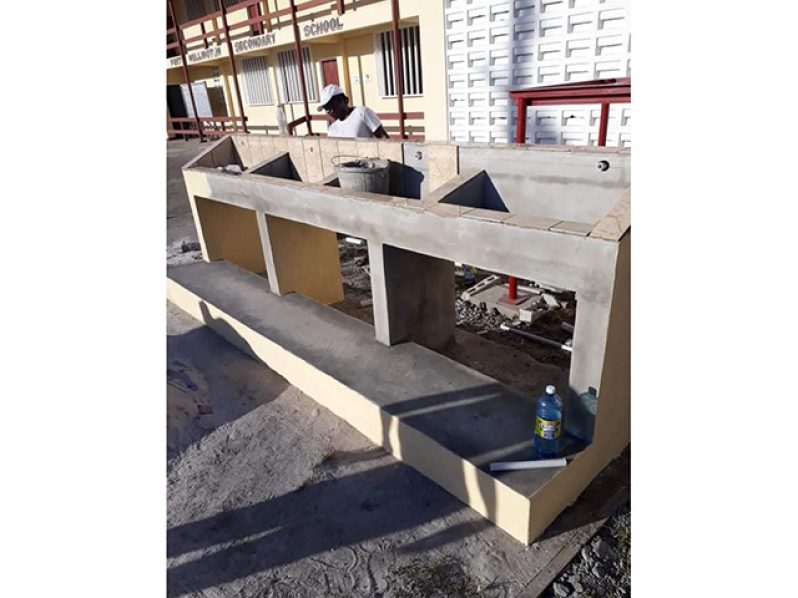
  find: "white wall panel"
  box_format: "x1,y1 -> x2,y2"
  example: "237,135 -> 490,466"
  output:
444,0 -> 631,146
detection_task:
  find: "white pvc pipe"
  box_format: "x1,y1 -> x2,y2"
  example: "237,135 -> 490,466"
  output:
489,458 -> 567,471
499,323 -> 573,352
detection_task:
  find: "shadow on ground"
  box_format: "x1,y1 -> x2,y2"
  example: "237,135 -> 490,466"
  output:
166,299 -> 629,597
167,304 -> 289,463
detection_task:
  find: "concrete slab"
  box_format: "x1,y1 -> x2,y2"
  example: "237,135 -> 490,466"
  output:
168,260 -> 598,544
464,282 -> 543,320
167,301 -> 630,598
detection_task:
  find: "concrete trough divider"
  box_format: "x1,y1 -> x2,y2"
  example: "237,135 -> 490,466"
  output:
173,134 -> 631,544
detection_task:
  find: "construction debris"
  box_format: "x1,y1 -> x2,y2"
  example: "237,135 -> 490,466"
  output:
460,274 -> 501,301
542,293 -> 561,308
217,164 -> 243,175
461,273 -> 570,321
519,307 -> 546,324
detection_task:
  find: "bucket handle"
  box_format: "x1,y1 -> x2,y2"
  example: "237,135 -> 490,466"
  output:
330,155 -> 379,167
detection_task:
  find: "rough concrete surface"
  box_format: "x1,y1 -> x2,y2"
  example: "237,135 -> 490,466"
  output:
166,139 -> 630,597
168,140 -> 204,247
167,303 -> 628,598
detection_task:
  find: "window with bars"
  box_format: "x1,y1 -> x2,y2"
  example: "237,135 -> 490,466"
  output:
276,47 -> 318,103
184,1 -> 239,22
183,0 -> 213,21
374,25 -> 423,97
241,56 -> 273,106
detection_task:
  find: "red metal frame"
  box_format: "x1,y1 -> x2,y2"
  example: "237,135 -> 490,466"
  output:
506,77 -> 631,299
507,277 -> 518,301
509,78 -> 630,146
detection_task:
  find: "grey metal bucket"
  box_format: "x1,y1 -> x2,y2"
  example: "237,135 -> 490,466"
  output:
331,156 -> 389,194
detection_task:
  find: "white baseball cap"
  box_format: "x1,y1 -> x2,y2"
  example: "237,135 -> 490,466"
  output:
317,84 -> 346,112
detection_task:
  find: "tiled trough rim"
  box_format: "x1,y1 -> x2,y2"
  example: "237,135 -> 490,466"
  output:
187,134 -> 631,243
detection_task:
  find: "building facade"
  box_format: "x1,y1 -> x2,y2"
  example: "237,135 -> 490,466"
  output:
166,0 -> 630,145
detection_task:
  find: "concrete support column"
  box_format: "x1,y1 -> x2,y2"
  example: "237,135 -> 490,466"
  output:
190,196 -> 267,275
568,298 -> 612,400
568,235 -> 630,458
368,241 -> 455,351
257,214 -> 344,305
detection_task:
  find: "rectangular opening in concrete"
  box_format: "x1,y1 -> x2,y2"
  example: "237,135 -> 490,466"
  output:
331,236 -> 373,323
329,237 -> 588,451
453,267 -> 598,447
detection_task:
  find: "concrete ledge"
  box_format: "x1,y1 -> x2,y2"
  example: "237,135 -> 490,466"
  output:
167,260 -> 612,544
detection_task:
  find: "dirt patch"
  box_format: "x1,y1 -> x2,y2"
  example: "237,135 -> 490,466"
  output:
389,556 -> 502,597
334,243 -> 573,388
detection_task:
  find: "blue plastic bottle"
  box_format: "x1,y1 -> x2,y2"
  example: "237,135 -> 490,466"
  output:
534,385 -> 562,457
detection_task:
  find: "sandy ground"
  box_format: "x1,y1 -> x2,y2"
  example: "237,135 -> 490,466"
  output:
165,139 -> 630,597
167,303 -> 628,598
167,139 -> 202,248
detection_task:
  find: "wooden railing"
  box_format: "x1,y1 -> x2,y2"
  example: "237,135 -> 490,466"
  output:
168,0 -> 347,55
287,112 -> 425,140
167,116 -> 249,140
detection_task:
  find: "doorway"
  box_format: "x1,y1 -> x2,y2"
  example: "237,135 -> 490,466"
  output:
321,59 -> 340,87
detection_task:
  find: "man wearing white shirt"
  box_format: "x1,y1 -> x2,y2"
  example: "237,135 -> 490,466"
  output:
317,84 -> 390,139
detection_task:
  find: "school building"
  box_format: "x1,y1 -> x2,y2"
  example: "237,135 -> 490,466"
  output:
166,0 -> 631,146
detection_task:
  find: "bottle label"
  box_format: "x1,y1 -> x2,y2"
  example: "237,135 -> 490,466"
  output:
535,417 -> 561,440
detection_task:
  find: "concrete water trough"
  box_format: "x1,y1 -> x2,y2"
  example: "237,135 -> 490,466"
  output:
168,133 -> 630,544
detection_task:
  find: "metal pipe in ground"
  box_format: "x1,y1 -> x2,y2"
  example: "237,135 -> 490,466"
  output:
499,323 -> 573,353
507,276 -> 518,301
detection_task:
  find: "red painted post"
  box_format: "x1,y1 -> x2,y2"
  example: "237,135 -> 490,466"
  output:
507,98 -> 529,302
200,20 -> 210,49
217,0 -> 249,133
168,0 -> 204,142
508,276 -> 518,301
598,102 -> 609,146
391,0 -> 406,139
289,0 -> 313,135
514,97 -> 527,143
